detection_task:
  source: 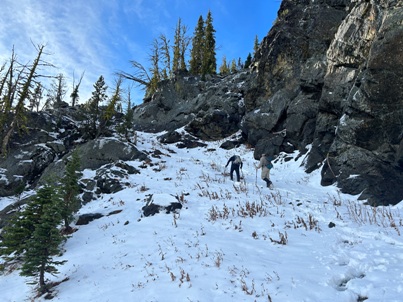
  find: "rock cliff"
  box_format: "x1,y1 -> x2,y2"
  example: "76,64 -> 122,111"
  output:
131,0 -> 403,205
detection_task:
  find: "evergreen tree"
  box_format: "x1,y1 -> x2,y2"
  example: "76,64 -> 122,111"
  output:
98,77 -> 122,137
172,18 -> 182,74
117,88 -> 135,142
1,184 -> 66,294
253,35 -> 259,56
146,39 -> 161,97
85,76 -> 108,138
20,185 -> 66,294
202,10 -> 217,75
244,53 -> 252,69
29,82 -> 43,112
59,149 -> 81,232
88,76 -> 108,110
230,59 -> 237,74
0,211 -> 34,260
219,56 -> 230,75
0,184 -> 58,260
237,57 -> 243,70
53,74 -> 67,108
189,15 -> 205,75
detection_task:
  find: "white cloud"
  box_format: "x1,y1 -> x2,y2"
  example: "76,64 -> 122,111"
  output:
0,0 -> 117,103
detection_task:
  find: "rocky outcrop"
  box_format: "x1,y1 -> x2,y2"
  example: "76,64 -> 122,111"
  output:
132,71 -> 248,140
0,109 -> 148,198
0,110 -> 81,196
131,0 -> 403,205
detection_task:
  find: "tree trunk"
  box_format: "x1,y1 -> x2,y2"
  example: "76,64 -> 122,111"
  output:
39,263 -> 46,294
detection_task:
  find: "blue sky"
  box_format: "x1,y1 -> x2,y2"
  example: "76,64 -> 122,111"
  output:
1,0 -> 281,104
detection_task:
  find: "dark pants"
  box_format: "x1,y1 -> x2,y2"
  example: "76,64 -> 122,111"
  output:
230,164 -> 241,181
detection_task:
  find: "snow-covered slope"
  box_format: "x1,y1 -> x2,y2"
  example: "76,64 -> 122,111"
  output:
1,131 -> 402,302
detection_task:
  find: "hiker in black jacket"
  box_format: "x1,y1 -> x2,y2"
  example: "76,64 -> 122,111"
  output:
225,155 -> 243,182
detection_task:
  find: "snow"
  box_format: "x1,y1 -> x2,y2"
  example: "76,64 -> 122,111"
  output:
238,98 -> 245,108
340,114 -> 348,126
1,131 -> 402,302
0,168 -> 9,186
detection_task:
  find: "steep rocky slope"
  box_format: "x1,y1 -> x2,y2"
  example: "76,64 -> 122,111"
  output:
131,0 -> 403,205
0,1 -> 401,206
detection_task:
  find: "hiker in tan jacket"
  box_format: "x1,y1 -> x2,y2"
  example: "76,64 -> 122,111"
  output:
256,153 -> 273,188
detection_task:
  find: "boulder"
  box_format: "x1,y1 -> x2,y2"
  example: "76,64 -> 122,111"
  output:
76,137 -> 148,170
76,213 -> 104,225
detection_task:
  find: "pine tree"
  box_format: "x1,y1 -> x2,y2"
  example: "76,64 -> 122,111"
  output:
189,15 -> 205,75
20,185 -> 66,294
88,76 -> 108,110
237,57 -> 243,70
146,39 -> 161,98
230,59 -> 237,74
117,89 -> 135,142
53,74 -> 67,108
29,82 -> 43,112
244,53 -> 252,69
0,211 -> 34,260
253,35 -> 259,56
202,10 -> 217,75
219,56 -> 230,75
172,18 -> 182,74
0,185 -> 58,258
85,76 -> 108,138
98,77 -> 122,137
1,184 -> 66,294
59,149 -> 81,232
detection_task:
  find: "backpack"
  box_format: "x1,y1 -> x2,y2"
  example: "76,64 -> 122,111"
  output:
233,155 -> 242,164
266,156 -> 273,169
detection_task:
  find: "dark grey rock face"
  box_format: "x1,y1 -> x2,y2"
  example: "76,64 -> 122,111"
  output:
310,2 -> 403,205
130,0 -> 403,205
0,108 -> 148,198
131,71 -> 248,140
0,110 -> 80,196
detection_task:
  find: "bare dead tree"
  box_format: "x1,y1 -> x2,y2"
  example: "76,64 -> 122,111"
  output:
179,24 -> 191,71
70,71 -> 85,107
1,44 -> 45,157
116,60 -> 151,89
159,34 -> 171,79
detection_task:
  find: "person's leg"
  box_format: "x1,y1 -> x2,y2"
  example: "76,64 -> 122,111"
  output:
230,165 -> 235,181
235,166 -> 240,182
262,168 -> 271,187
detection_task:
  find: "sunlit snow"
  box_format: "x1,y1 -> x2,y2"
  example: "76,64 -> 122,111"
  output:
1,131 -> 402,302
